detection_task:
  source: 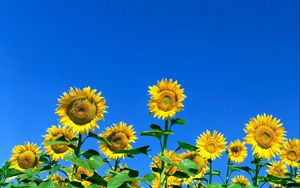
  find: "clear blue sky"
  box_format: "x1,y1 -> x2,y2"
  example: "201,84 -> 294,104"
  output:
0,0 -> 299,184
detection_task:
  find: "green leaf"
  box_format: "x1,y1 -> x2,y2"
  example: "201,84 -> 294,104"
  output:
142,173 -> 156,183
172,171 -> 190,178
207,183 -> 223,188
140,130 -> 173,139
228,183 -> 242,188
150,124 -> 162,130
107,170 -> 137,188
158,156 -> 198,176
177,141 -> 198,151
38,180 -> 55,188
88,132 -> 111,145
87,156 -> 104,170
115,146 -> 150,155
171,118 -> 187,125
82,149 -> 100,159
64,153 -> 93,172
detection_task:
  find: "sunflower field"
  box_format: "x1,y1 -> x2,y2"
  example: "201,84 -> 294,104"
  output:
0,79 -> 299,188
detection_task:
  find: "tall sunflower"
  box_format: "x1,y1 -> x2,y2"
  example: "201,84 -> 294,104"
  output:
179,151 -> 208,184
151,150 -> 180,175
266,161 -> 288,187
42,125 -> 77,160
56,87 -> 107,134
99,122 -> 137,159
68,166 -> 94,187
280,139 -> 300,168
196,130 -> 227,160
148,79 -> 186,120
231,175 -> 250,187
228,140 -> 247,163
10,142 -> 41,171
244,114 -> 286,159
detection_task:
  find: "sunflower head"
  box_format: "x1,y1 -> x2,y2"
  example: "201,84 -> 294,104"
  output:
99,122 -> 137,159
196,130 -> 227,160
179,151 -> 208,184
151,173 -> 182,188
10,142 -> 41,171
148,79 -> 186,120
151,150 -> 180,176
280,139 -> 300,168
50,174 -> 67,187
56,87 -> 107,134
68,166 -> 94,187
244,114 -> 286,159
267,161 -> 288,187
42,125 -> 77,161
231,175 -> 250,188
228,140 -> 247,164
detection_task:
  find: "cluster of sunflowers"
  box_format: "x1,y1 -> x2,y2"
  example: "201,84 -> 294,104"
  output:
0,79 -> 299,188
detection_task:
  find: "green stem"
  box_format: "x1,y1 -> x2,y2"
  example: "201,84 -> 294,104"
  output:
225,157 -> 231,187
160,120 -> 169,188
75,133 -> 82,157
209,159 -> 213,184
289,165 -> 293,179
253,158 -> 261,187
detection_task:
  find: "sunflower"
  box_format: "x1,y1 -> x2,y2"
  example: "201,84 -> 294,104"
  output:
231,175 -> 250,187
10,142 -> 41,171
50,174 -> 67,187
151,150 -> 180,175
42,125 -> 77,160
148,79 -> 186,120
280,139 -> 300,168
68,166 -> 94,187
179,151 -> 209,184
56,87 -> 107,134
244,114 -> 286,159
152,173 -> 181,188
196,130 -> 227,160
99,122 -> 137,159
228,140 -> 247,163
266,161 -> 288,187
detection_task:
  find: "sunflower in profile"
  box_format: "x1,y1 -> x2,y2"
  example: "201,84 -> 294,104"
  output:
267,161 -> 288,187
280,139 -> 300,168
50,174 -> 67,187
148,79 -> 186,120
179,151 -> 209,184
10,142 -> 41,171
152,174 -> 182,188
244,114 -> 286,159
231,175 -> 250,187
151,150 -> 180,175
99,122 -> 137,159
56,87 -> 107,134
228,140 -> 247,163
43,125 -> 77,160
196,130 -> 227,160
68,166 -> 94,187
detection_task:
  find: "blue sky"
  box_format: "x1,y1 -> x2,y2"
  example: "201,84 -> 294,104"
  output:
0,0 -> 299,184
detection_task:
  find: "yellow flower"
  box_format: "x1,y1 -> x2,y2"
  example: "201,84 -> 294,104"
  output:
280,139 -> 300,168
152,173 -> 181,188
228,140 -> 247,163
231,175 -> 250,187
10,142 -> 41,171
179,151 -> 208,184
244,114 -> 286,159
68,166 -> 94,187
42,125 -> 77,161
99,122 -> 137,159
196,130 -> 227,160
151,150 -> 180,175
56,87 -> 107,134
267,161 -> 288,187
148,79 -> 186,120
50,174 -> 67,187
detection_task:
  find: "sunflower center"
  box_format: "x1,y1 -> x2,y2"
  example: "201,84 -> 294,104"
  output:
287,149 -> 299,161
51,144 -> 69,154
108,132 -> 129,152
17,151 -> 38,169
254,126 -> 276,149
67,98 -> 97,125
157,90 -> 176,112
205,141 -> 218,153
230,146 -> 242,157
